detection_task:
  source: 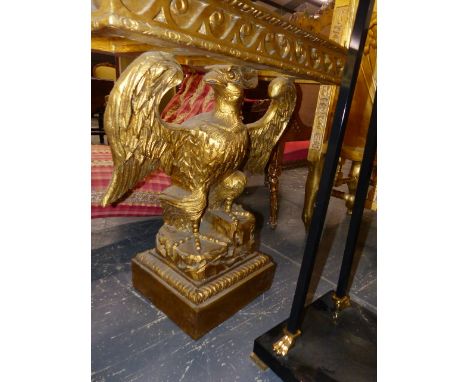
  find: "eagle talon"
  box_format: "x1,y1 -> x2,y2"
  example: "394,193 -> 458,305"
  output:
224,198 -> 233,213
194,239 -> 201,252
192,222 -> 202,251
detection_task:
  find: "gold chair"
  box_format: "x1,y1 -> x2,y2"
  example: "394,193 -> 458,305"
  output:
92,62 -> 117,81
91,63 -> 117,144
264,84 -> 319,228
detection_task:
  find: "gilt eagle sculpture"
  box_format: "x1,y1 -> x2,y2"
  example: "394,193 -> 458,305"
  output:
101,52 -> 296,278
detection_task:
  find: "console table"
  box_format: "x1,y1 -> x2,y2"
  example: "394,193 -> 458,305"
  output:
92,1 -> 376,380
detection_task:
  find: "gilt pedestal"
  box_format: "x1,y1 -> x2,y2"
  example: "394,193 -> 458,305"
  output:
132,249 -> 275,339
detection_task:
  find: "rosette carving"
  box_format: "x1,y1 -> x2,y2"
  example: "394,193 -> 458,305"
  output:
295,41 -> 307,64
169,0 -> 208,28
264,32 -> 276,55
239,22 -> 259,48
170,0 -> 188,14
311,48 -> 322,70
208,10 -> 227,37
275,34 -> 291,59
324,54 -> 333,73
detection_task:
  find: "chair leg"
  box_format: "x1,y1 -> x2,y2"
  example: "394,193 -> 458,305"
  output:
302,155 -> 325,228
98,111 -> 105,144
267,145 -> 282,229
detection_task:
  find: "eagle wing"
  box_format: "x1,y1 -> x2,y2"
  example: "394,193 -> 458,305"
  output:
101,51 -> 184,206
244,77 -> 297,173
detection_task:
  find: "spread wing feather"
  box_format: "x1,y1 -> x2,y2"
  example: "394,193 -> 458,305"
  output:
244,77 -> 297,173
101,52 -> 184,206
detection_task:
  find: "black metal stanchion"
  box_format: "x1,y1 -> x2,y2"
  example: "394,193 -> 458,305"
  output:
252,1 -> 377,380
335,93 -> 377,300
286,0 -> 375,335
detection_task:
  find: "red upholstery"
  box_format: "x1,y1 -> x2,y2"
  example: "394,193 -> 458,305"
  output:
283,140 -> 310,163
162,73 -> 214,122
244,86 -> 310,165
91,71 -> 215,218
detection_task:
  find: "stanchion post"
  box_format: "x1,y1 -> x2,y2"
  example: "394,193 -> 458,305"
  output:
285,0 -> 376,336
334,92 -> 377,299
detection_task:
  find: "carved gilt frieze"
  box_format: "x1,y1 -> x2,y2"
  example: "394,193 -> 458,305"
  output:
92,0 -> 347,83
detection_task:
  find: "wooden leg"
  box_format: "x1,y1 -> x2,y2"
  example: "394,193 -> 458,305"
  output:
98,111 -> 105,144
267,145 -> 282,229
302,155 -> 325,228
264,172 -> 269,187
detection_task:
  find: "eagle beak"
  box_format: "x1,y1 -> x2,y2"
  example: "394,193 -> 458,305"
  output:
203,70 -> 222,86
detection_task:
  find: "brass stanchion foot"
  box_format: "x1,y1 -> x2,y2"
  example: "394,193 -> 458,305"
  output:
272,327 -> 302,356
332,292 -> 351,319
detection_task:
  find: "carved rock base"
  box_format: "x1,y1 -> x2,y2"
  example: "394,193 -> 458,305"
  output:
132,249 -> 276,339
156,205 -> 256,281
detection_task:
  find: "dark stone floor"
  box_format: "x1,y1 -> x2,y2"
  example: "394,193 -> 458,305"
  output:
91,167 -> 377,382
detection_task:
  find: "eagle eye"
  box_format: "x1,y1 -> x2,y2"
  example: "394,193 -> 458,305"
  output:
227,70 -> 236,80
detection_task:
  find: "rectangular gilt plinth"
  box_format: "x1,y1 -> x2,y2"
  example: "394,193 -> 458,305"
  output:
132,249 -> 276,339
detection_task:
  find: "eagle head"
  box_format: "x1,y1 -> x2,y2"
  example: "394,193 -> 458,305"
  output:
203,65 -> 258,94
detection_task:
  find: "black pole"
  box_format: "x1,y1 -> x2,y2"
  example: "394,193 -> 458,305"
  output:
335,92 -> 377,298
286,0 -> 375,334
